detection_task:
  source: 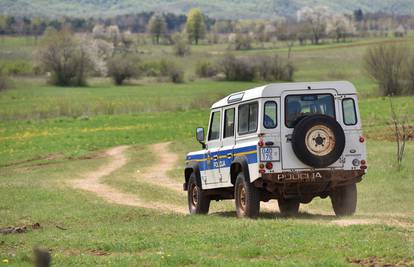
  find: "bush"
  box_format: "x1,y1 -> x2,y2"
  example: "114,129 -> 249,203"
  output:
196,61 -> 218,78
169,67 -> 184,83
364,44 -> 407,96
254,55 -> 295,81
3,61 -> 33,75
172,33 -> 191,57
0,67 -> 9,91
220,54 -> 255,81
405,57 -> 414,95
37,28 -> 93,86
218,54 -> 295,82
107,53 -> 140,85
229,33 -> 252,51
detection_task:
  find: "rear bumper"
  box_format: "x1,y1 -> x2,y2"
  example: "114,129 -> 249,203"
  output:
255,170 -> 365,200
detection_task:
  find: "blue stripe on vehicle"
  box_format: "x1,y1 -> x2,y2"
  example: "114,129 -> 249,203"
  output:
186,145 -> 258,171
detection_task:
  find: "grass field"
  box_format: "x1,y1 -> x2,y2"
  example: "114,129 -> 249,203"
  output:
1,35 -> 414,266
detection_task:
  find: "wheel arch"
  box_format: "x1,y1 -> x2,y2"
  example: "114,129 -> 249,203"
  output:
184,163 -> 203,190
230,156 -> 250,185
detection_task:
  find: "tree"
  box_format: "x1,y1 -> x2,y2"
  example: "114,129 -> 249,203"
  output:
92,24 -> 106,39
353,9 -> 364,22
147,13 -> 167,44
37,28 -> 93,86
327,15 -> 355,42
172,33 -> 190,57
107,53 -> 140,85
389,97 -> 414,170
364,44 -> 407,96
297,6 -> 330,44
107,25 -> 121,47
186,8 -> 205,45
229,32 -> 252,50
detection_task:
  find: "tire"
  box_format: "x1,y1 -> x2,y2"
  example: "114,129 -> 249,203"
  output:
278,199 -> 300,216
330,183 -> 357,216
187,173 -> 210,215
235,172 -> 260,218
291,114 -> 345,168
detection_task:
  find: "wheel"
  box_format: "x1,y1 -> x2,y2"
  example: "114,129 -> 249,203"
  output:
330,183 -> 357,216
187,173 -> 210,215
235,172 -> 260,218
278,198 -> 300,216
291,114 -> 345,168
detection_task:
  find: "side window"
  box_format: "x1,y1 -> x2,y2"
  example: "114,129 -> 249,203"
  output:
238,102 -> 258,135
208,111 -> 221,141
264,101 -> 277,129
342,98 -> 357,125
224,108 -> 235,138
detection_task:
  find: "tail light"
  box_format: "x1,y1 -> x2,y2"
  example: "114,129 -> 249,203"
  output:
265,162 -> 273,169
359,136 -> 365,143
259,163 -> 265,169
258,140 -> 264,147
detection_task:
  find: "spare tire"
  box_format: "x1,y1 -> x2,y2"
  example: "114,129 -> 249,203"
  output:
291,114 -> 345,168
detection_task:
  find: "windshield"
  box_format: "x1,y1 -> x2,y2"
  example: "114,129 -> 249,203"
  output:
285,94 -> 335,128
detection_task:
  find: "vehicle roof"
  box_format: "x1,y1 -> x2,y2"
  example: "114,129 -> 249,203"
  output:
211,81 -> 357,109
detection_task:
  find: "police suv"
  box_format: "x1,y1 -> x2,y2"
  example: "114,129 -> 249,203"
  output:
184,81 -> 367,218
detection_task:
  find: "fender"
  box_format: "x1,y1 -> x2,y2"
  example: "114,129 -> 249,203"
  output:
184,162 -> 203,191
230,156 -> 250,185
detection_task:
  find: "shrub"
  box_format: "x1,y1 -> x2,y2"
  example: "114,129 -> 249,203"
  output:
196,61 -> 218,78
107,53 -> 140,85
405,56 -> 414,95
172,33 -> 191,57
364,44 -> 407,96
4,61 -> 33,75
254,55 -> 295,82
169,67 -> 184,83
229,33 -> 252,50
0,67 -> 9,91
219,54 -> 255,81
219,54 -> 295,82
142,59 -> 184,83
37,28 -> 93,86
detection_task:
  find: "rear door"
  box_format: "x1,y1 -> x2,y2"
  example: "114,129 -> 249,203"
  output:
280,90 -> 343,169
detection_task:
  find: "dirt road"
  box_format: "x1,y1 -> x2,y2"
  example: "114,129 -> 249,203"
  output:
71,143 -> 186,214
69,143 -> 414,229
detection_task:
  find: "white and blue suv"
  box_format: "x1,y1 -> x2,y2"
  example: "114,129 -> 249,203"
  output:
184,82 -> 367,218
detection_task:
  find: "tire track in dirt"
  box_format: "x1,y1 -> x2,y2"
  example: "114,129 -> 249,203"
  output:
136,142 -> 184,193
71,145 -> 186,214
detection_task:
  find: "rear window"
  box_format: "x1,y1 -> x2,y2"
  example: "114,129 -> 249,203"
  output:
264,101 -> 277,129
342,98 -> 357,125
285,94 -> 335,128
238,102 -> 258,135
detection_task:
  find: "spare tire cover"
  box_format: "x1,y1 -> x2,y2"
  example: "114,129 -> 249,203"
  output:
291,114 -> 345,168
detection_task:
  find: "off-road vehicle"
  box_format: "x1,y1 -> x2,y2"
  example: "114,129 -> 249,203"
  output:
184,81 -> 367,218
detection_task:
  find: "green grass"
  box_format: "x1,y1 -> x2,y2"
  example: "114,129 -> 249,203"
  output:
1,139 -> 413,266
1,36 -> 414,266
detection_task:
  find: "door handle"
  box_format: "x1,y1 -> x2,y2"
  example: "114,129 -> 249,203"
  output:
227,153 -> 232,158
213,155 -> 218,160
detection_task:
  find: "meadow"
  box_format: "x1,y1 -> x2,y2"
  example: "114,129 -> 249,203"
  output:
1,35 -> 414,266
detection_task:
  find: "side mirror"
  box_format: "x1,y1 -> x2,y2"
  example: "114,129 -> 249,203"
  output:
196,127 -> 206,149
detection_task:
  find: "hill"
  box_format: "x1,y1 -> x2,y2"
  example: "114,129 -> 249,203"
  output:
0,0 -> 413,19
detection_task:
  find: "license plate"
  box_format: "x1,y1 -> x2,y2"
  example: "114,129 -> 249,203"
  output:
260,147 -> 280,162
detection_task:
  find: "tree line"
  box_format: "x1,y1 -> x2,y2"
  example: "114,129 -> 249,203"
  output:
1,8 -> 413,44
0,11 -> 214,37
